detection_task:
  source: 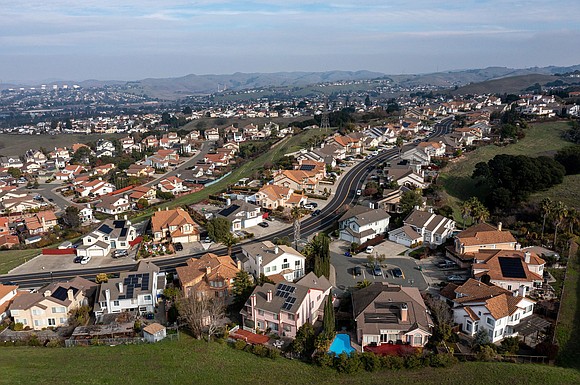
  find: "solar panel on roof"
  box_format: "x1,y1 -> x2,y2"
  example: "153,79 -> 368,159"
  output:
99,224 -> 113,234
299,164 -> 316,171
498,257 -> 527,279
120,228 -> 128,237
113,220 -> 125,228
218,204 -> 240,218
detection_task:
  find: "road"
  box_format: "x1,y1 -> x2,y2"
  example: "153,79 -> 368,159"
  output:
2,120 -> 455,288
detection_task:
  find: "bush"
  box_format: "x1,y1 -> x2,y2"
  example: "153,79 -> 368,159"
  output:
426,353 -> 458,368
233,339 -> 247,350
313,352 -> 334,368
333,352 -> 362,374
499,337 -> 520,354
11,322 -> 24,331
476,345 -> 498,362
266,347 -> 279,359
380,355 -> 405,370
360,352 -> 381,372
26,334 -> 42,347
403,352 -> 424,369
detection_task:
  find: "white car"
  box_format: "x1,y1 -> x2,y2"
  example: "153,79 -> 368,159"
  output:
80,255 -> 91,265
365,246 -> 374,254
356,189 -> 362,196
303,203 -> 315,210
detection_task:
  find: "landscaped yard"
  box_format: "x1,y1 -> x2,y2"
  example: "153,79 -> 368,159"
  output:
438,121 -> 574,222
0,249 -> 41,275
2,336 -> 580,385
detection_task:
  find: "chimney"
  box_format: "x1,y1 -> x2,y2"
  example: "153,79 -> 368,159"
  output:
43,290 -> 52,297
124,214 -> 128,220
267,290 -> 273,302
114,214 -> 118,220
401,303 -> 408,322
518,285 -> 527,298
118,282 -> 124,294
274,245 -> 279,254
524,251 -> 531,264
251,293 -> 257,307
237,260 -> 242,270
67,288 -> 74,301
206,266 -> 212,275
497,222 -> 502,231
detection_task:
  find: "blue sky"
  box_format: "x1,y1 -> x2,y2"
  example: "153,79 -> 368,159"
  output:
1,0 -> 579,82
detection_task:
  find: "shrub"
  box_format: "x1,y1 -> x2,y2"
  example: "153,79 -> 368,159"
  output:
360,352 -> 381,372
499,337 -> 519,354
266,347 -> 279,359
380,355 -> 405,370
342,353 -> 363,374
333,352 -> 350,373
476,345 -> 498,362
11,322 -> 24,331
26,334 -> 42,347
233,339 -> 247,350
251,344 -> 269,357
426,353 -> 458,368
313,352 -> 334,368
403,352 -> 424,369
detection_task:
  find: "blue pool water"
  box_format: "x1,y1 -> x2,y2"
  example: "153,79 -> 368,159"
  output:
328,334 -> 355,355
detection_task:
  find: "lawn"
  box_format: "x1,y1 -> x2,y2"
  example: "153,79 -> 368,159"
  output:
0,249 -> 41,275
2,336 -> 580,385
529,174 -> 580,209
438,121 -> 573,220
555,246 -> 580,369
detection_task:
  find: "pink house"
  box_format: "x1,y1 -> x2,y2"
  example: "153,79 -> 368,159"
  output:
240,272 -> 331,338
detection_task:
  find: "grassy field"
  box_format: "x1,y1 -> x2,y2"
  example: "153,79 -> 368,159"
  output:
529,174 -> 580,209
2,336 -> 580,385
0,133 -> 124,157
555,246 -> 580,369
0,249 -> 41,275
438,121 -> 573,220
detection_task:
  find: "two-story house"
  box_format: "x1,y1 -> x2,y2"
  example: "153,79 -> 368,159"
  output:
352,282 -> 433,349
388,209 -> 455,247
95,195 -> 131,215
204,128 -> 220,141
240,272 -> 332,338
10,277 -> 97,330
216,200 -> 263,231
440,278 -> 536,343
176,253 -> 241,299
94,261 -> 164,318
338,205 -> 390,245
24,210 -> 58,235
240,241 -> 305,281
255,185 -> 306,210
76,218 -> 136,258
151,207 -> 200,243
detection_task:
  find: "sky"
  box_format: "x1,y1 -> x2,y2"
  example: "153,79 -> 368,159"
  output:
1,0 -> 580,83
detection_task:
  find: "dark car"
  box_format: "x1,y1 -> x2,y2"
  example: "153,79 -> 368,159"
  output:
353,266 -> 362,276
73,256 -> 82,263
258,222 -> 269,228
392,267 -> 403,278
311,209 -> 321,216
344,251 -> 351,257
174,242 -> 183,251
372,265 -> 383,276
48,198 -> 54,202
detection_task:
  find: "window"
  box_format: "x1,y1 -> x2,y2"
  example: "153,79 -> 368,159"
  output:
273,313 -> 279,320
113,300 -> 120,306
100,302 -> 107,308
34,320 -> 41,327
526,305 -> 533,313
60,318 -> 67,324
120,242 -> 126,247
265,267 -> 270,273
287,314 -> 295,321
507,285 -> 512,291
295,260 -> 301,266
144,295 -> 152,301
258,309 -> 264,316
271,266 -> 277,272
48,318 -> 56,326
32,309 -> 43,316
486,317 -> 494,326
413,334 -> 422,345
283,324 -> 292,332
19,319 -> 27,325
52,307 -> 65,313
465,320 -> 472,332
11,310 -> 19,316
282,263 -> 290,269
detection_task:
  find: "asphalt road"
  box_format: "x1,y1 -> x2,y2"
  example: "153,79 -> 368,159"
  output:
2,120 -> 455,288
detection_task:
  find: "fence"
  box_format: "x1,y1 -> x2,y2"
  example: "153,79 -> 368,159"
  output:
453,352 -> 548,364
64,333 -> 179,347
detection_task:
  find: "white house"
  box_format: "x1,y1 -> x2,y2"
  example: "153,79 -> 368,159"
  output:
240,241 -> 305,281
216,200 -> 263,231
95,195 -> 131,215
389,209 -> 455,247
338,205 -> 390,245
76,218 -> 136,258
0,283 -> 19,320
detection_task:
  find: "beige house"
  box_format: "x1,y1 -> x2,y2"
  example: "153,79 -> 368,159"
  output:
255,185 -> 306,210
176,253 -> 241,299
151,207 -> 200,243
9,277 -> 96,330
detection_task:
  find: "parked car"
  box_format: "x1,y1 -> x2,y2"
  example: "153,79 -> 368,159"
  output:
173,242 -> 183,252
392,267 -> 403,278
372,265 -> 383,276
353,266 -> 362,276
344,251 -> 351,257
447,275 -> 466,282
310,202 -> 318,208
113,250 -> 129,258
258,222 -> 269,228
311,209 -> 321,217
338,163 -> 347,167
303,203 -> 315,210
80,255 -> 91,265
437,260 -> 457,269
365,245 -> 374,254
73,256 -> 82,263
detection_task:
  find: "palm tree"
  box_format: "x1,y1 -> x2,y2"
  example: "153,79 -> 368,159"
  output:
222,233 -> 239,256
395,135 -> 404,157
540,197 -> 553,241
566,208 -> 579,235
291,206 -> 303,249
552,201 -> 568,248
460,200 -> 472,228
356,280 -> 372,289
472,201 -> 490,223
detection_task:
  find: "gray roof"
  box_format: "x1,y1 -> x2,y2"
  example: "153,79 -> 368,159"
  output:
339,205 -> 390,226
95,261 -> 160,307
216,200 -> 259,221
10,276 -> 96,311
404,210 -> 453,235
241,240 -> 303,266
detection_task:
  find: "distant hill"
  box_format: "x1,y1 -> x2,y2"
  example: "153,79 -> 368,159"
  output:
449,74 -> 560,95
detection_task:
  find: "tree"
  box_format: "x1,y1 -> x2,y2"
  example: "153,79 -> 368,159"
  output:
322,296 -> 335,338
206,217 -> 232,243
364,95 -> 372,107
156,191 -> 174,200
400,190 -> 423,215
232,271 -> 255,308
313,234 -> 331,278
182,106 -> 192,115
221,232 -> 239,255
137,198 -> 149,209
291,206 -> 302,249
290,322 -> 315,357
395,136 -> 404,156
62,206 -> 81,228
552,201 -> 568,247
540,197 -> 553,240
95,273 -> 109,283
356,280 -> 371,289
554,145 -> 580,175
177,290 -> 225,340
7,167 -> 22,178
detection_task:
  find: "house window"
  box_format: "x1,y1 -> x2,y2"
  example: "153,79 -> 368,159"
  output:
282,262 -> 290,269
283,324 -> 292,332
52,307 -> 65,313
526,305 -> 533,313
113,300 -> 120,306
258,309 -> 264,316
265,267 -> 270,273
273,313 -> 279,320
465,320 -> 472,332
413,335 -> 422,345
271,266 -> 277,272
60,318 -> 67,324
486,317 -> 494,326
120,242 -> 126,247
48,318 -> 56,326
34,320 -> 41,327
507,285 -> 512,291
287,314 -> 295,321
144,295 -> 152,301
295,260 -> 301,266
32,309 -> 42,316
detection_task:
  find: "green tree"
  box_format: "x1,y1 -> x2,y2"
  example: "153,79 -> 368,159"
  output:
206,217 -> 232,243
322,296 -> 335,337
232,271 -> 255,308
356,279 -> 371,289
552,201 -> 568,247
291,206 -> 302,249
222,232 -> 240,256
313,233 -> 331,278
7,167 -> 22,178
290,322 -> 316,357
540,197 -> 553,240
400,190 -> 423,215
63,206 -> 80,228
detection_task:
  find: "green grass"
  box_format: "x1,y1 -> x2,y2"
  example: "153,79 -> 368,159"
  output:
439,121 -> 573,219
2,336 -> 580,385
529,174 -> 580,209
556,247 -> 580,369
0,249 -> 41,275
0,133 -> 124,156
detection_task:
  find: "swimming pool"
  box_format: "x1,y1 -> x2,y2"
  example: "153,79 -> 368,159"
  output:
328,333 -> 355,355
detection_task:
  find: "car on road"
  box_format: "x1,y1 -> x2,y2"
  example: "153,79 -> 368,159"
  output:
173,242 -> 183,252
311,209 -> 321,217
447,274 -> 466,282
113,250 -> 129,258
372,265 -> 383,276
73,256 -> 82,263
48,198 -> 54,202
258,221 -> 269,228
392,267 -> 403,278
338,163 -> 347,167
356,189 -> 362,196
80,255 -> 91,265
372,151 -> 379,156
365,245 -> 374,254
353,266 -> 362,276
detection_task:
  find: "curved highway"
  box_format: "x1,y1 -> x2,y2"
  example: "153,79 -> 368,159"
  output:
2,118 -> 453,288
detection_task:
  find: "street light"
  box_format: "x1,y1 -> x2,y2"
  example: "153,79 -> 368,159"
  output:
50,271 -> 53,283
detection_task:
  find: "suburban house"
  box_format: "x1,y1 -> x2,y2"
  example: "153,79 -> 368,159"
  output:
472,250 -> 545,293
447,222 -> 519,267
76,218 -> 136,258
384,166 -> 428,189
95,195 -> 131,215
129,185 -> 157,204
216,200 -> 263,231
156,176 -> 188,195
77,204 -> 94,224
151,207 -> 200,243
388,209 -> 455,247
75,179 -> 115,197
338,205 -> 391,245
96,139 -> 116,158
126,164 -> 155,178
417,141 -> 446,157
240,240 -> 306,281
92,163 -> 116,176
0,283 -> 19,320
273,170 -> 320,193
255,185 -> 307,210
24,210 -> 58,235
204,128 -> 220,141
94,261 -> 164,318
440,278 -> 536,343
55,164 -> 84,181
176,253 -> 241,299
240,272 -> 332,338
352,282 -> 433,348
9,277 -> 97,330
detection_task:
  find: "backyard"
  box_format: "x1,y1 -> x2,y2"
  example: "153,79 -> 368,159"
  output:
1,336 -> 580,385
